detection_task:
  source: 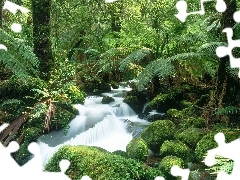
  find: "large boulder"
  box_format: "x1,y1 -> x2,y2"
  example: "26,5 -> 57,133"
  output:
45,145 -> 165,179
126,138 -> 148,161
195,129 -> 240,162
175,127 -> 205,149
141,120 -> 176,153
160,140 -> 193,162
158,156 -> 184,180
101,96 -> 115,104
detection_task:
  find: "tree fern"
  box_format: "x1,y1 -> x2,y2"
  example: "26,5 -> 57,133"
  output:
119,48 -> 152,70
137,51 -> 214,90
0,29 -> 39,78
96,47 -> 131,73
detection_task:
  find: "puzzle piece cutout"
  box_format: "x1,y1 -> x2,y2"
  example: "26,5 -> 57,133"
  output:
154,165 -> 190,180
0,0 -> 30,50
175,0 -> 226,22
204,132 -> 240,180
171,165 -> 190,180
0,123 -> 76,179
216,11 -> 240,78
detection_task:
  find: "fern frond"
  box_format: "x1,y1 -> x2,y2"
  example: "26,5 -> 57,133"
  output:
96,48 -> 131,73
197,42 -> 226,55
56,27 -> 83,55
137,52 -> 210,90
31,88 -> 50,98
0,29 -> 39,78
215,106 -> 240,115
0,99 -> 24,107
119,48 -> 152,70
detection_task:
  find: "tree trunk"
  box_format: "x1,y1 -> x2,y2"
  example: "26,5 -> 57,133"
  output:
0,0 -> 4,28
32,0 -> 53,81
202,0 -> 238,125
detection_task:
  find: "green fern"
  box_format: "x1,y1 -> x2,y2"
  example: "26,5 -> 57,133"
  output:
215,106 -> 240,115
119,48 -> 152,70
96,48 -> 131,73
0,99 -> 24,107
137,52 -> 208,90
0,29 -> 39,78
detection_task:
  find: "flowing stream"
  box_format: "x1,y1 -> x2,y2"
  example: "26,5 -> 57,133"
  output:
38,85 -> 150,166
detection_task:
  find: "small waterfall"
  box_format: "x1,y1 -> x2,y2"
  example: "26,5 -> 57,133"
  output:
37,85 -> 148,167
142,102 -> 149,113
114,103 -> 136,117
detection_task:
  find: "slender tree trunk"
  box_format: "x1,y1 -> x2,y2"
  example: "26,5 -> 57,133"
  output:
32,0 -> 53,81
0,0 -> 4,28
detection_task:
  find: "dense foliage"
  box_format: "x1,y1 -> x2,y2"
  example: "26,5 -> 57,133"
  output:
45,145 -> 165,180
1,0 -> 240,178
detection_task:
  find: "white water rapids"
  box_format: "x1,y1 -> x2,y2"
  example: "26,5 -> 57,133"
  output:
37,86 -> 150,166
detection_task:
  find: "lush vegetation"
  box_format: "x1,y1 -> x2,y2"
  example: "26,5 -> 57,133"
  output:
1,0 -> 240,179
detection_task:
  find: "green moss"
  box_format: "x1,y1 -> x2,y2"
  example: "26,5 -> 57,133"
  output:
101,96 -> 115,104
158,156 -> 184,180
141,120 -> 176,153
179,117 -> 206,129
110,81 -> 119,89
175,128 -> 205,149
148,93 -> 169,110
126,138 -> 148,161
167,109 -> 184,120
148,89 -> 183,112
45,145 -> 165,180
112,150 -> 128,157
160,140 -> 193,162
195,129 -> 240,162
123,95 -> 141,113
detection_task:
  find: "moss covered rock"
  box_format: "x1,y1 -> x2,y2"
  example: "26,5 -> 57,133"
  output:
148,89 -> 183,113
195,129 -> 240,161
175,128 -> 205,149
158,156 -> 184,180
179,117 -> 206,129
123,95 -> 142,113
45,145 -> 165,180
160,140 -> 193,162
141,120 -> 176,153
101,96 -> 115,104
110,81 -> 119,89
126,138 -> 148,161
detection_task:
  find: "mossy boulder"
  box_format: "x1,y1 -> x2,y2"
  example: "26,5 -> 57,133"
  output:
147,113 -> 166,122
110,81 -> 119,89
148,89 -> 183,113
126,138 -> 148,161
141,120 -> 176,153
160,140 -> 193,162
179,117 -> 206,129
195,129 -> 240,162
101,96 -> 115,104
45,145 -> 165,180
123,95 -> 142,113
112,150 -> 128,157
124,90 -> 148,114
166,109 -> 184,123
158,156 -> 184,180
175,128 -> 205,149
